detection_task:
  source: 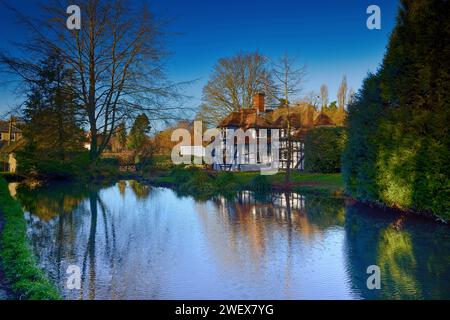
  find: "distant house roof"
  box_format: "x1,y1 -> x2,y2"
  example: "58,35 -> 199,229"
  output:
314,113 -> 335,126
0,121 -> 22,134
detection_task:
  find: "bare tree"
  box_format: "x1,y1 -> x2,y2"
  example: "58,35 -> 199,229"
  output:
320,84 -> 329,112
272,53 -> 306,185
200,51 -> 273,125
0,0 -> 187,162
304,91 -> 320,110
348,87 -> 356,106
337,75 -> 348,111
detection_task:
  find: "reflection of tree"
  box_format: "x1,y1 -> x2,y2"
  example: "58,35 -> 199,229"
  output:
117,181 -> 126,197
377,228 -> 420,299
81,190 -> 98,300
129,180 -> 151,199
15,182 -> 89,221
305,196 -> 345,228
17,180 -> 121,299
345,202 -> 450,299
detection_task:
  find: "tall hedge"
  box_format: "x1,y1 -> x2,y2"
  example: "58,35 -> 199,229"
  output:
304,126 -> 346,173
342,0 -> 450,220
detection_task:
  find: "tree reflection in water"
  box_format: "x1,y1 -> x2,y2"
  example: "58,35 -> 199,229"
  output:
12,180 -> 450,300
345,202 -> 450,299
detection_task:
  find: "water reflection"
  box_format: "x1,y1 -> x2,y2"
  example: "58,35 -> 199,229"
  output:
345,203 -> 450,299
13,180 -> 450,300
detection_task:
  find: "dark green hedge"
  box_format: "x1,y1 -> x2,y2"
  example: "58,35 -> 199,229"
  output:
342,0 -> 450,221
304,127 -> 346,173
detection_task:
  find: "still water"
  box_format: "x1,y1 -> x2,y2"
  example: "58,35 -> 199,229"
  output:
11,180 -> 450,300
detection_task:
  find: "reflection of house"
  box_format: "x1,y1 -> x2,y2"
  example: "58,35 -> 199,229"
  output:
235,190 -> 306,212
213,93 -> 336,171
0,120 -> 24,173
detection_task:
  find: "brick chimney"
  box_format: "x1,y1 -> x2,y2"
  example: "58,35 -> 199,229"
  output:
253,92 -> 265,113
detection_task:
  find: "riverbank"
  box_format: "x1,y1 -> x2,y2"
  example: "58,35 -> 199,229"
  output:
143,166 -> 344,199
0,211 -> 14,300
0,177 -> 61,300
143,166 -> 448,223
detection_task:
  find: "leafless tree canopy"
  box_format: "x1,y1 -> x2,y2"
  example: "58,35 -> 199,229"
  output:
320,84 -> 329,111
271,53 -> 306,106
348,87 -> 355,106
337,75 -> 348,111
0,0 -> 188,159
303,91 -> 320,110
200,52 -> 273,125
271,53 -> 306,183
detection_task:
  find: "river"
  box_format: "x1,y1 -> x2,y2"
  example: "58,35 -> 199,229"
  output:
10,180 -> 450,300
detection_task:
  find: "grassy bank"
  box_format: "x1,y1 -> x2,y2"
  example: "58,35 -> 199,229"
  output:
149,165 -> 344,198
0,177 -> 61,300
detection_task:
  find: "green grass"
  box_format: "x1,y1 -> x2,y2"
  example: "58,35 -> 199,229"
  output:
0,177 -> 61,300
152,166 -> 344,196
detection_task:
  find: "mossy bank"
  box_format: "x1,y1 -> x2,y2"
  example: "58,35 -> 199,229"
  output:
0,177 -> 61,300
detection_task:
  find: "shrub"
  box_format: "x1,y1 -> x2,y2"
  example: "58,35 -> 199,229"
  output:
342,0 -> 450,220
179,169 -> 215,198
304,127 -> 346,173
170,165 -> 198,184
247,175 -> 272,193
215,172 -> 238,188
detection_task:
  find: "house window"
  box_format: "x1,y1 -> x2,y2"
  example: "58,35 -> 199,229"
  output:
11,133 -> 16,141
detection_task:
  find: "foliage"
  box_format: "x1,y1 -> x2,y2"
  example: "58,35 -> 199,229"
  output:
304,127 -> 346,173
181,170 -> 215,197
88,158 -> 121,180
247,175 -> 272,193
114,122 -> 128,152
215,172 -> 239,189
16,52 -> 85,176
16,150 -> 90,180
0,177 -> 61,299
170,165 -> 199,184
157,168 -> 344,198
342,0 -> 450,220
327,101 -> 338,111
128,114 -> 151,151
21,52 -> 85,162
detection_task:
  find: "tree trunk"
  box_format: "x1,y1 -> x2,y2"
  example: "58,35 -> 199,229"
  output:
285,124 -> 291,186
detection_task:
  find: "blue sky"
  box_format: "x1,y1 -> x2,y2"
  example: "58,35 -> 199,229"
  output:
0,0 -> 400,116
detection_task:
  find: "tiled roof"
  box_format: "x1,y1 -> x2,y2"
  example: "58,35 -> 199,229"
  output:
217,104 -> 339,142
219,104 -> 320,131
